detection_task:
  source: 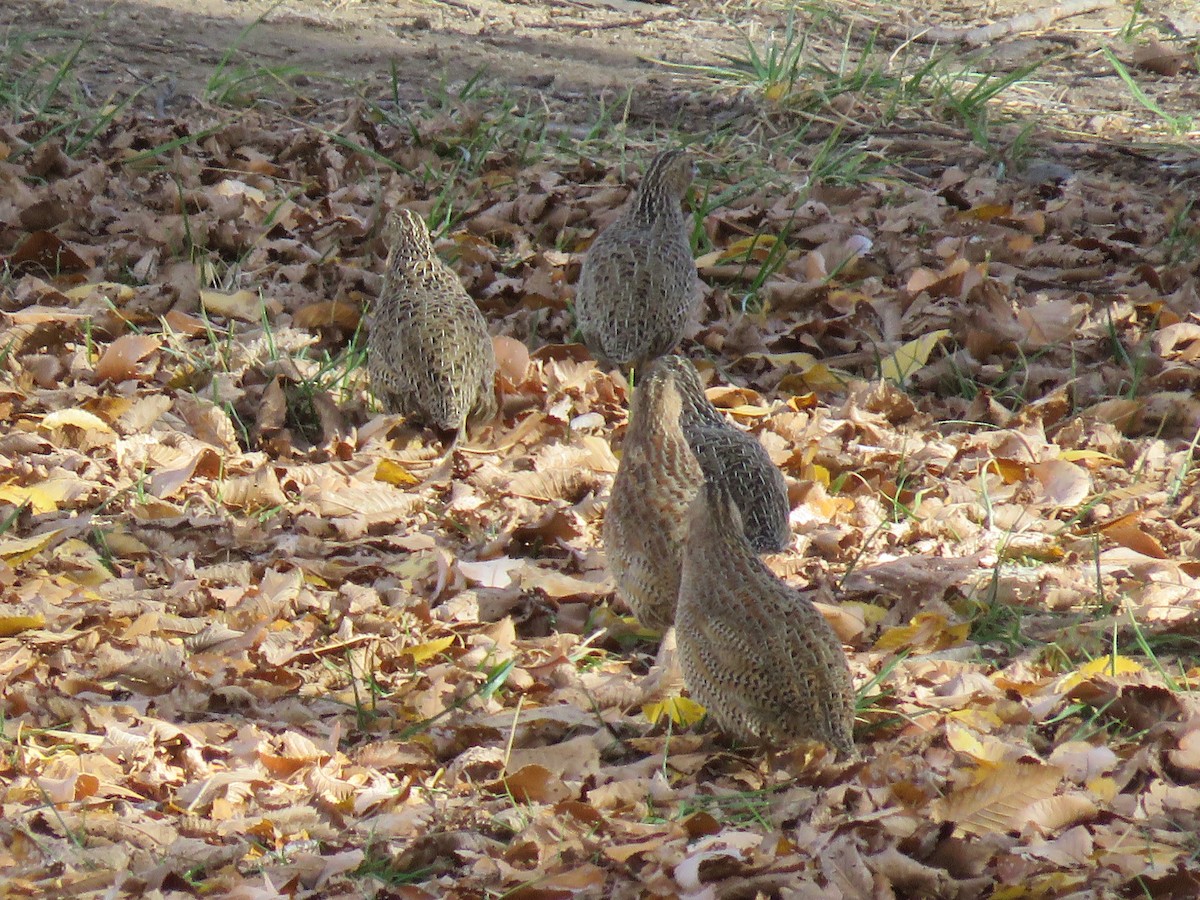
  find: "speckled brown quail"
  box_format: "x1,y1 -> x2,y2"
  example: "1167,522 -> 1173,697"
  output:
654,356 -> 790,553
604,357 -> 703,631
368,208 -> 497,440
575,149 -> 699,370
676,478 -> 856,756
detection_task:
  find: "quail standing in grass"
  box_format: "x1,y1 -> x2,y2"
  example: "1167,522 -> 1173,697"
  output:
575,149 -> 699,371
368,208 -> 497,442
654,355 -> 790,553
676,477 -> 856,757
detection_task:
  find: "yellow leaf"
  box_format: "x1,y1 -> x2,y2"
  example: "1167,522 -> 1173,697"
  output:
0,615 -> 46,636
200,289 -> 262,322
954,203 -> 1012,222
40,409 -> 115,434
945,721 -> 987,757
842,601 -> 887,626
643,695 -> 707,727
991,874 -> 1090,900
375,459 -> 419,487
879,330 -> 952,384
984,458 -> 1027,484
1058,654 -> 1143,692
0,477 -> 82,514
779,365 -> 844,393
723,404 -> 771,418
696,234 -> 780,268
1078,654 -> 1143,678
874,612 -> 968,652
100,527 -> 152,559
0,528 -> 65,564
947,708 -> 1005,731
1059,449 -> 1120,465
932,761 -> 1063,836
64,282 -> 135,303
763,82 -> 789,102
786,392 -> 819,412
403,635 -> 455,663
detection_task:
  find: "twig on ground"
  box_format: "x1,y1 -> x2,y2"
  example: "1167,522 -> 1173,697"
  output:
912,0 -> 1115,47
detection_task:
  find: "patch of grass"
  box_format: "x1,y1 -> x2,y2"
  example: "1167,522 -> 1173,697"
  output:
669,787 -> 778,829
1115,610 -> 1189,692
1102,46 -> 1193,136
1166,423 -> 1200,504
366,67 -> 551,228
1163,197 -> 1200,265
1117,0 -> 1152,42
854,651 -> 909,735
87,525 -> 119,576
353,844 -> 435,886
938,344 -> 1053,412
343,646 -> 388,732
656,5 -> 1043,152
927,59 -> 1044,150
204,0 -> 306,106
0,502 -> 25,538
1103,305 -> 1157,400
0,28 -> 142,159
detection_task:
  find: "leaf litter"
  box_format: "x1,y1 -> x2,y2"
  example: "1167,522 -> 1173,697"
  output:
2,12 -> 1200,899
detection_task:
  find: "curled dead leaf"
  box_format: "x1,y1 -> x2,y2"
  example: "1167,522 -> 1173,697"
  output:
493,335 -> 530,385
221,467 -> 289,511
93,334 -> 163,383
200,288 -> 262,322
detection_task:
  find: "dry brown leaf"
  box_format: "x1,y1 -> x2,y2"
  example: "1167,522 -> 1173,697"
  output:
93,334 -> 163,383
932,762 -> 1064,836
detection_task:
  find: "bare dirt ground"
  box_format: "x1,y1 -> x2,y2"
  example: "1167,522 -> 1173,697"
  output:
4,1 -> 1200,898
9,0 -> 1200,132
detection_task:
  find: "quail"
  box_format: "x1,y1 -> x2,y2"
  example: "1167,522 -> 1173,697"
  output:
676,477 -> 856,756
654,355 -> 790,553
368,208 -> 497,441
575,149 -> 699,371
604,355 -> 703,631
606,355 -> 794,628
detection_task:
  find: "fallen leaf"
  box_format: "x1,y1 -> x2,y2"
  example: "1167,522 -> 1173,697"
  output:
879,330 -> 951,384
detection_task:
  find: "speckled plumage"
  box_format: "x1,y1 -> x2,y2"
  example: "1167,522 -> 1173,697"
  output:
575,149 -> 699,370
604,359 -> 703,631
653,356 -> 790,553
368,209 -> 497,437
677,479 -> 856,756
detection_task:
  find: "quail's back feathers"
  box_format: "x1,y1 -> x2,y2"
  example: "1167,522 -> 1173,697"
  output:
645,356 -> 791,553
368,208 -> 497,434
575,150 -> 699,370
604,360 -> 703,631
677,479 -> 856,756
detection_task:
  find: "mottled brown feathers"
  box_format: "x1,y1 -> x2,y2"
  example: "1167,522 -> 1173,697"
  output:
605,355 -> 791,631
604,358 -> 702,631
575,150 -> 699,370
677,478 -> 856,756
368,208 -> 497,437
652,356 -> 790,553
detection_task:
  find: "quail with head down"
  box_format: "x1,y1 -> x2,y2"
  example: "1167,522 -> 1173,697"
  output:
676,476 -> 856,757
653,355 -> 790,553
575,149 -> 699,371
368,208 -> 497,443
605,356 -> 792,631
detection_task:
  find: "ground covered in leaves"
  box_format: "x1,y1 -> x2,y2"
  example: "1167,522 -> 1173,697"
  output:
3,1 -> 1200,897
